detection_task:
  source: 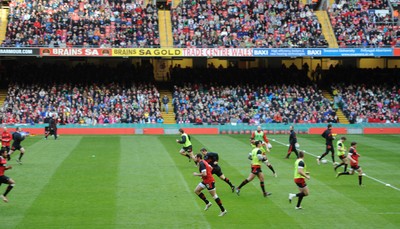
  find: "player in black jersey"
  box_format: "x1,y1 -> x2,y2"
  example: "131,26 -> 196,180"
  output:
200,148 -> 235,192
317,124 -> 336,165
7,127 -> 26,165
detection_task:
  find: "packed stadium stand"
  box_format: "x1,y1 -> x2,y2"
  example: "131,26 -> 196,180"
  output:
170,0 -> 328,48
170,65 -> 339,124
2,0 -> 399,48
329,0 -> 400,47
332,84 -> 399,123
172,82 -> 338,124
0,62 -> 163,124
2,0 -> 160,47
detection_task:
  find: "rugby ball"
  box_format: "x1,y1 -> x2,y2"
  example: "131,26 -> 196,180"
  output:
267,143 -> 272,149
321,159 -> 328,164
295,143 -> 300,148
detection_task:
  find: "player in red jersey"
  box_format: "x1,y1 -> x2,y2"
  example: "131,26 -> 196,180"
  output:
1,127 -> 12,155
193,153 -> 227,216
200,148 -> 235,192
336,142 -> 363,186
0,149 -> 16,202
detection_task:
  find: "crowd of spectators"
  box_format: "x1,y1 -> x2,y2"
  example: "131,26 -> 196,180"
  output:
1,60 -> 398,125
329,0 -> 400,47
332,84 -> 399,123
171,0 -> 327,48
2,0 -> 160,48
171,65 -> 337,124
2,82 -> 163,125
0,62 -> 163,125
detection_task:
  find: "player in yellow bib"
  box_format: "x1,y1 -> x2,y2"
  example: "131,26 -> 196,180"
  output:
250,126 -> 277,177
288,151 -> 310,210
235,141 -> 272,197
334,137 -> 348,172
176,128 -> 195,164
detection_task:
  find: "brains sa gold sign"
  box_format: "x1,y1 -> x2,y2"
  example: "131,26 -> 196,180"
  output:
112,48 -> 182,57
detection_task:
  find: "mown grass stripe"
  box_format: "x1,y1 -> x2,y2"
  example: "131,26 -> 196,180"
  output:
1,136 -> 82,229
116,136 -> 211,229
15,136 -> 120,229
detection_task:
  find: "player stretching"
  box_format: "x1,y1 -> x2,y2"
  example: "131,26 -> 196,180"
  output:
0,149 -> 16,202
289,151 -> 310,209
200,148 -> 235,192
336,142 -> 363,186
193,153 -> 227,216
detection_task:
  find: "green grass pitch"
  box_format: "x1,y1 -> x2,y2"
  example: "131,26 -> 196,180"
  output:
1,134 -> 399,228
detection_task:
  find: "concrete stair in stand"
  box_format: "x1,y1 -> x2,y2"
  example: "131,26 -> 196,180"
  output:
0,89 -> 7,109
322,90 -> 349,124
159,90 -> 175,124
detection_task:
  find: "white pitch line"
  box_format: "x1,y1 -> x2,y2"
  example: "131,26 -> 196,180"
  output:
271,139 -> 400,192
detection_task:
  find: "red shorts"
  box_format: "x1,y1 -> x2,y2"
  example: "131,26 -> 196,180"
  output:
251,165 -> 262,174
294,178 -> 307,188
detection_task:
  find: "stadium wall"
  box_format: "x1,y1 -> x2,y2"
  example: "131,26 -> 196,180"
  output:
6,124 -> 400,136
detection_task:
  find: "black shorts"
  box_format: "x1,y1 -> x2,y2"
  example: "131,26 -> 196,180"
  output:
1,146 -> 10,152
201,181 -> 216,190
326,144 -> 335,152
11,145 -> 22,151
182,146 -> 193,153
339,155 -> 346,160
211,165 -> 223,177
251,165 -> 262,175
351,165 -> 361,170
0,175 -> 10,184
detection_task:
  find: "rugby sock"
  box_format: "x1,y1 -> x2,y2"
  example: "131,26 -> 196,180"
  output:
358,175 -> 362,186
223,178 -> 233,187
238,179 -> 249,189
197,193 -> 209,204
334,163 -> 344,171
286,146 -> 293,158
18,153 -> 24,160
214,197 -> 225,212
331,154 -> 335,163
3,184 -> 14,196
319,152 -> 328,160
267,164 -> 275,174
296,193 -> 305,208
337,171 -> 350,177
294,149 -> 299,158
185,154 -> 191,160
260,182 -> 266,193
344,164 -> 348,172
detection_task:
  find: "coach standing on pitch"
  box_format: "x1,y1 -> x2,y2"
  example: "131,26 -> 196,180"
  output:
45,115 -> 58,140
